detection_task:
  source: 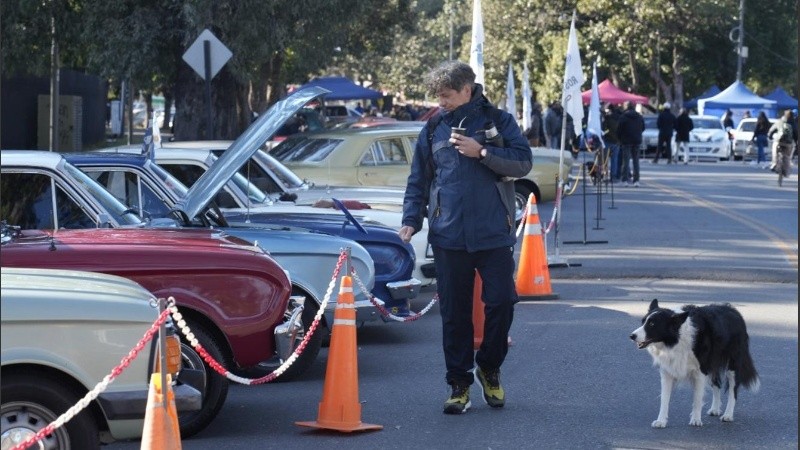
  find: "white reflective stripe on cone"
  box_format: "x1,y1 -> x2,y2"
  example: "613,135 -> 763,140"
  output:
333,319 -> 357,326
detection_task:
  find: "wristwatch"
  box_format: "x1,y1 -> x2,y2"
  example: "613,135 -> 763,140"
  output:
479,148 -> 487,160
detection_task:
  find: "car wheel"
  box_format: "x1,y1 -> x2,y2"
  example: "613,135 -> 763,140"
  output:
235,293 -> 323,382
1,372 -> 100,449
513,183 -> 533,225
177,323 -> 229,438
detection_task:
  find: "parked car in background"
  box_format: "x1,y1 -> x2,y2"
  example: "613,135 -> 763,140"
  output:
1,266 -> 201,447
323,104 -> 362,127
677,115 -> 733,162
731,117 -> 776,161
639,115 -> 659,156
268,126 -> 573,220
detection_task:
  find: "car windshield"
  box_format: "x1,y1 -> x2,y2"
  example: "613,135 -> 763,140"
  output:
207,153 -> 268,204
270,136 -> 343,163
62,162 -> 143,225
644,117 -> 658,129
693,118 -> 723,129
210,149 -> 308,193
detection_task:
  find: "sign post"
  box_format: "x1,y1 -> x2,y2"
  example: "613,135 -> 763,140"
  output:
182,29 -> 232,139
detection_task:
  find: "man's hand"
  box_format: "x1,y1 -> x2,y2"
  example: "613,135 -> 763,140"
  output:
450,133 -> 482,159
398,225 -> 416,243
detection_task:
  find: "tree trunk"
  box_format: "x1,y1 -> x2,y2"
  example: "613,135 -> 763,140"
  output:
672,46 -> 685,111
173,64 -> 250,140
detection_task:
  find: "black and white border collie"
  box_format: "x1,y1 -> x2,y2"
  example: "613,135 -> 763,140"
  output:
630,299 -> 759,428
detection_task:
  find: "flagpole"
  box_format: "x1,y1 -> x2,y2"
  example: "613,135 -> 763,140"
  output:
549,11 -> 585,268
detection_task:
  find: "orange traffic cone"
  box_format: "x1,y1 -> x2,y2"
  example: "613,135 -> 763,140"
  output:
140,373 -> 181,450
296,275 -> 382,432
472,270 -> 484,350
515,194 -> 559,300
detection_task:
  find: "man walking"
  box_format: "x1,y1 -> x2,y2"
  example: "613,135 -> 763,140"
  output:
674,108 -> 694,164
399,60 -> 532,414
617,101 -> 645,186
654,102 -> 676,164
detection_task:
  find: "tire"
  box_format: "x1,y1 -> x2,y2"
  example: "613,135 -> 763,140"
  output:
1,372 -> 100,449
513,183 -> 533,225
177,323 -> 229,438
235,293 -> 323,382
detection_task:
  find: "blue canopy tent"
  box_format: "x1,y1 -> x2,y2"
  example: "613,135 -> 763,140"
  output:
764,87 -> 798,111
698,81 -> 776,123
297,76 -> 382,101
684,85 -> 720,110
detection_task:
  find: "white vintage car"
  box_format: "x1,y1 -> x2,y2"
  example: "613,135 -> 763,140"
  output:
1,267 -> 201,448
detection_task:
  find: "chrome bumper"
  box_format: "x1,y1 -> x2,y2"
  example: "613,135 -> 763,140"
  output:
273,295 -> 305,362
386,278 -> 422,300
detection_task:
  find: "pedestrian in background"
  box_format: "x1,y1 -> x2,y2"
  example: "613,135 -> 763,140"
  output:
543,100 -> 563,149
399,60 -> 532,415
525,102 -> 544,147
603,103 -> 622,181
653,102 -> 676,164
616,101 -> 645,186
674,108 -> 694,164
751,111 -> 770,168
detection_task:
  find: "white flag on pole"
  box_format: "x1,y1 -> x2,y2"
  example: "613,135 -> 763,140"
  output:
522,62 -> 532,131
152,112 -> 162,149
561,11 -> 585,139
469,0 -> 485,86
505,62 -> 516,118
586,61 -> 604,147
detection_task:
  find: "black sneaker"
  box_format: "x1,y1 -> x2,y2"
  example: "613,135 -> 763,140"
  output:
443,384 -> 471,414
475,367 -> 505,408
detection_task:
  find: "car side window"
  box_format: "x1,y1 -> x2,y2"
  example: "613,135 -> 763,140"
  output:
373,138 -> 407,165
0,172 -> 93,230
359,145 -> 377,166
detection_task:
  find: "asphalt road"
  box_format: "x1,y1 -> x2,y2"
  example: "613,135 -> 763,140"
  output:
110,159 -> 798,450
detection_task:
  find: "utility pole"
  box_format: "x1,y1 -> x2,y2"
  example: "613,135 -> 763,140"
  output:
735,0 -> 745,80
448,1 -> 454,61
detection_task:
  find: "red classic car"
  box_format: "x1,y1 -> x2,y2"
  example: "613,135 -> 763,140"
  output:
0,226 -> 294,438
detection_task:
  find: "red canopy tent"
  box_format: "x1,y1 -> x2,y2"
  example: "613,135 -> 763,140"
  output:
581,79 -> 649,105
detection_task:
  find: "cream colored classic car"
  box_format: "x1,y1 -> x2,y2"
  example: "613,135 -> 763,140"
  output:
1,267 -> 200,448
268,125 -> 575,221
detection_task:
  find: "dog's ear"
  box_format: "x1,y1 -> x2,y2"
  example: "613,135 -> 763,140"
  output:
671,311 -> 689,327
648,299 -> 659,311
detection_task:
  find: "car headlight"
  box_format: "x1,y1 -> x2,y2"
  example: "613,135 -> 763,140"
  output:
362,243 -> 413,280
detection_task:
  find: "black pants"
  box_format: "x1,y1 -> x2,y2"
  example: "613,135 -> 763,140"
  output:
654,133 -> 673,163
433,246 -> 517,386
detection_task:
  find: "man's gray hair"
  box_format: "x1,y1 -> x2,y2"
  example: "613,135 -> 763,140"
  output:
424,61 -> 476,95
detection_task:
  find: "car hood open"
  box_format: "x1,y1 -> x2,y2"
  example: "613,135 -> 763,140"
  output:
174,86 -> 329,221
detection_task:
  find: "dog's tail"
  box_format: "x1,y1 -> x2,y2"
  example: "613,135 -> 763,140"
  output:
736,335 -> 760,393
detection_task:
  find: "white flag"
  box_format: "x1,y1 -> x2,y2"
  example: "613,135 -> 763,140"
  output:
469,0 -> 485,87
152,111 -> 162,149
586,61 -> 604,147
522,62 -> 532,131
561,11 -> 585,139
505,62 -> 516,118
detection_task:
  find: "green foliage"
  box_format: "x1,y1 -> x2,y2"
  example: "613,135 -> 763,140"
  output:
1,0 -> 796,137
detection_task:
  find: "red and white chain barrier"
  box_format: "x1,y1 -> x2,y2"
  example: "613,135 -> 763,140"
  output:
10,306 -> 172,450
351,268 -> 438,322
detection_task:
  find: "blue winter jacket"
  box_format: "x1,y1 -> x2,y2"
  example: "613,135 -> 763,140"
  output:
402,84 -> 533,252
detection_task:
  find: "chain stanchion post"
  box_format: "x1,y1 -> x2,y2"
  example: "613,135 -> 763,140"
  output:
158,298 -> 168,412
